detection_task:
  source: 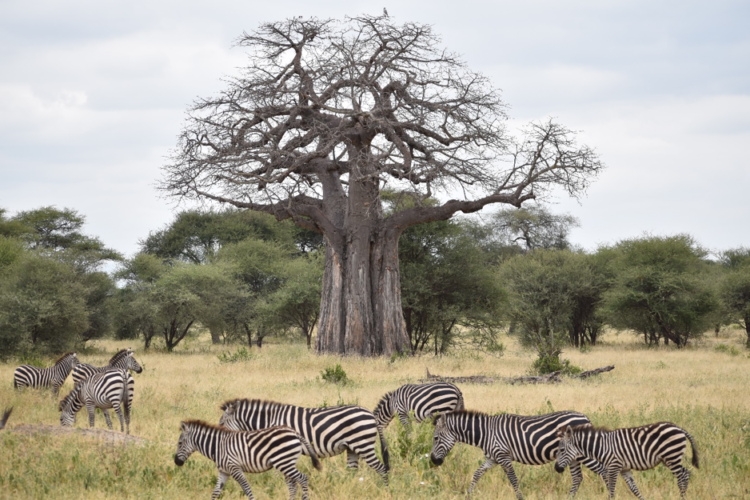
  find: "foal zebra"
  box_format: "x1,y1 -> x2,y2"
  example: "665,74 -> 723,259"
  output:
14,352 -> 79,395
72,347 -> 142,385
175,420 -> 321,500
374,382 -> 464,431
59,368 -> 132,434
430,410 -> 605,499
554,422 -> 699,499
219,398 -> 390,484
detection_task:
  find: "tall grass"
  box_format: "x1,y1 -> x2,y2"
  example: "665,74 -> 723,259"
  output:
1,330 -> 749,499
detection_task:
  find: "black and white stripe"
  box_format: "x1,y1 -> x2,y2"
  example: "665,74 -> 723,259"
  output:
430,410 -> 605,499
554,422 -> 699,499
13,352 -> 79,395
72,347 -> 143,385
374,382 -> 464,431
174,420 -> 322,500
59,368 -> 132,434
219,398 -> 390,483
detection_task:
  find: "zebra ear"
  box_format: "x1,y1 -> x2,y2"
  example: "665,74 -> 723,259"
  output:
431,412 -> 443,426
557,425 -> 567,438
180,422 -> 187,432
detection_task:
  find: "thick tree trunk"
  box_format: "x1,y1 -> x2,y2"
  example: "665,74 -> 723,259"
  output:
316,229 -> 410,356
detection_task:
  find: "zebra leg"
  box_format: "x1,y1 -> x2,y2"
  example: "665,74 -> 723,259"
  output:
621,470 -> 645,500
211,471 -> 229,500
467,458 -> 497,498
346,449 -> 359,469
605,466 -> 620,500
86,402 -> 97,428
666,460 -> 691,498
357,447 -> 389,485
112,403 -> 125,433
568,460 -> 583,497
229,468 -> 255,499
102,409 -> 113,430
284,476 -> 298,500
581,457 -> 608,484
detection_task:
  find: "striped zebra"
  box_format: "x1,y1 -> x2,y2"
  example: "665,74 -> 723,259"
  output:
174,420 -> 322,500
374,382 -> 464,431
13,352 -> 79,395
72,347 -> 143,385
219,398 -> 390,484
430,410 -> 606,499
554,422 -> 699,499
59,368 -> 132,434
0,407 -> 12,431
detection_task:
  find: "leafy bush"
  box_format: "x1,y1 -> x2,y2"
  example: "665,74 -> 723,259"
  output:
320,364 -> 349,385
714,344 -> 740,356
216,346 -> 254,363
531,354 -> 581,376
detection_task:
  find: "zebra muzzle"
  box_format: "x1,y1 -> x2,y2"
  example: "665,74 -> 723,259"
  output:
554,463 -> 565,473
174,455 -> 185,466
430,454 -> 443,466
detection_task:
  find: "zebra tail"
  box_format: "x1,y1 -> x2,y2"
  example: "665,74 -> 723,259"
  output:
686,431 -> 699,469
298,435 -> 322,471
377,425 -> 390,472
456,390 -> 465,411
0,407 -> 12,430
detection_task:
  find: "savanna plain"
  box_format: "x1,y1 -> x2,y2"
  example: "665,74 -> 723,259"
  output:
1,330 -> 749,500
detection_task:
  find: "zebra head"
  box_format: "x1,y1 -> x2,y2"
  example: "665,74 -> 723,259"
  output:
554,425 -> 584,473
174,422 -> 197,466
126,350 -> 143,374
218,401 -> 242,431
58,385 -> 82,427
430,413 -> 457,466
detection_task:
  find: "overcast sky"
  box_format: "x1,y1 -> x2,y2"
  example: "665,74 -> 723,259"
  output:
1,0 -> 748,259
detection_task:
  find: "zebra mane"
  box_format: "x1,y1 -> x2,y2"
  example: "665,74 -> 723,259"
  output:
220,398 -> 288,411
58,384 -> 82,411
182,419 -> 234,432
108,349 -> 131,365
562,423 -> 605,435
433,409 -> 486,425
53,352 -> 76,365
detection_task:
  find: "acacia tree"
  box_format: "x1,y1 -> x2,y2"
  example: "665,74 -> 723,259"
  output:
162,16 -> 603,356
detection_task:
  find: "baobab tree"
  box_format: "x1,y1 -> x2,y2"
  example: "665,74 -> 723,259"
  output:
161,15 -> 604,356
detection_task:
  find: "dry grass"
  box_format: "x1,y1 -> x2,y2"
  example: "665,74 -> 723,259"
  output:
1,329 -> 749,499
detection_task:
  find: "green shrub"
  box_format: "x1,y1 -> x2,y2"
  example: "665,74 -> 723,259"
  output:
216,346 -> 254,364
320,364 -> 349,385
714,344 -> 740,356
532,354 -> 581,376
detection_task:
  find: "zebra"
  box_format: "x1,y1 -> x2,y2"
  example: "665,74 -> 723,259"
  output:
59,368 -> 132,434
219,398 -> 390,484
430,410 -> 606,499
554,422 -> 699,499
0,407 -> 12,430
175,420 -> 322,500
72,347 -> 143,385
374,382 -> 464,431
13,352 -> 79,395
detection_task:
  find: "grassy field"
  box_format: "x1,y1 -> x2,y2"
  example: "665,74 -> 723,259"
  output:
1,329 -> 749,499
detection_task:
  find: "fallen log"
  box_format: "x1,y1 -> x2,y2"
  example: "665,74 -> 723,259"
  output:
575,365 -> 615,379
422,365 -> 614,385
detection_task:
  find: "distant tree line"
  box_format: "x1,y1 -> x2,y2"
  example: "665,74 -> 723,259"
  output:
2,203 -> 749,364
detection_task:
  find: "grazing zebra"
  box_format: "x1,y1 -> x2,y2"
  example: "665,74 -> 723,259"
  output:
374,382 -> 464,432
219,398 -> 390,484
0,407 -> 12,430
175,420 -> 321,500
554,422 -> 699,499
72,347 -> 143,385
430,410 -> 606,499
13,352 -> 79,395
59,368 -> 132,434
